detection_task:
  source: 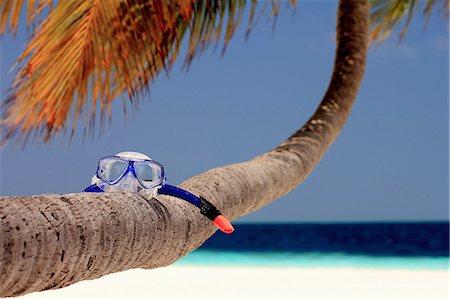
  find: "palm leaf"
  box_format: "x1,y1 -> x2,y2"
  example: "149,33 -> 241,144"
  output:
1,0 -> 296,145
370,0 -> 448,44
0,0 -> 53,34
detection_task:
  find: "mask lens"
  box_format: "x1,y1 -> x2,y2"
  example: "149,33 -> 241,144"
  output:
134,161 -> 162,188
97,158 -> 128,183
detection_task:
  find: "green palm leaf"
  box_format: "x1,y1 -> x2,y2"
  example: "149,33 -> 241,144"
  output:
371,0 -> 448,44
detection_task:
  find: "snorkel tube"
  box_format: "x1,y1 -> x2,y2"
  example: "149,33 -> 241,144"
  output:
84,152 -> 234,234
158,185 -> 234,234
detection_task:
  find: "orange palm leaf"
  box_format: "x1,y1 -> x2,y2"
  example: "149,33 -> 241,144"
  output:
1,0 -> 294,145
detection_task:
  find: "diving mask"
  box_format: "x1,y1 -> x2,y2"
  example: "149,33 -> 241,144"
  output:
89,151 -> 164,196
84,151 -> 234,234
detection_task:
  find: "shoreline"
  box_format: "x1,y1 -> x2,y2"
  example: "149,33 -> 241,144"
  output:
177,251 -> 449,270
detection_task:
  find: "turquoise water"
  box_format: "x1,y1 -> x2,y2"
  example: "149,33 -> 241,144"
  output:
177,250 -> 449,270
176,223 -> 449,270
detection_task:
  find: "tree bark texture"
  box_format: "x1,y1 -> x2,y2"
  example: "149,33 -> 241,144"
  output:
0,0 -> 369,297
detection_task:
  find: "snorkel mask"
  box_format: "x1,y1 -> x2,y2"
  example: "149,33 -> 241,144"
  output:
84,151 -> 234,234
88,151 -> 164,197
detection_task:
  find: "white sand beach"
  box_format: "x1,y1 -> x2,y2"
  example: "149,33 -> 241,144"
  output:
19,265 -> 448,299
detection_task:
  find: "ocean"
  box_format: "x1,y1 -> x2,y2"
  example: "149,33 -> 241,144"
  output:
177,222 -> 449,269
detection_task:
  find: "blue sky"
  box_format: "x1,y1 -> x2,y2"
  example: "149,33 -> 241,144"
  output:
0,2 -> 448,222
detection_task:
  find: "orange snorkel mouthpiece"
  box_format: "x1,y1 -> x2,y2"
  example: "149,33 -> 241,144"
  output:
213,215 -> 235,234
199,196 -> 234,234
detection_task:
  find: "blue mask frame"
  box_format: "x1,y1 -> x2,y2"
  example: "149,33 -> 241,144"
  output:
95,156 -> 165,190
84,155 -> 234,234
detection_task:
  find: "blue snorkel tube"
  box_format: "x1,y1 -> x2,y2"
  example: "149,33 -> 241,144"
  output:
84,151 -> 234,234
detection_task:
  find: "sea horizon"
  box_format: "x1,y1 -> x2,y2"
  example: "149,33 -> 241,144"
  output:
178,222 -> 449,270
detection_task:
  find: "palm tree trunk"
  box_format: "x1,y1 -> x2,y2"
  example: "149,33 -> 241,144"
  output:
0,0 -> 369,297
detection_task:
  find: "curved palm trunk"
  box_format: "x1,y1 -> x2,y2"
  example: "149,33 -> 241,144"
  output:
0,0 -> 369,297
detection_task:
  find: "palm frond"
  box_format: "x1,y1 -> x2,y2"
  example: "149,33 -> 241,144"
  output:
1,0 -> 296,145
0,0 -> 53,34
370,0 -> 449,44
